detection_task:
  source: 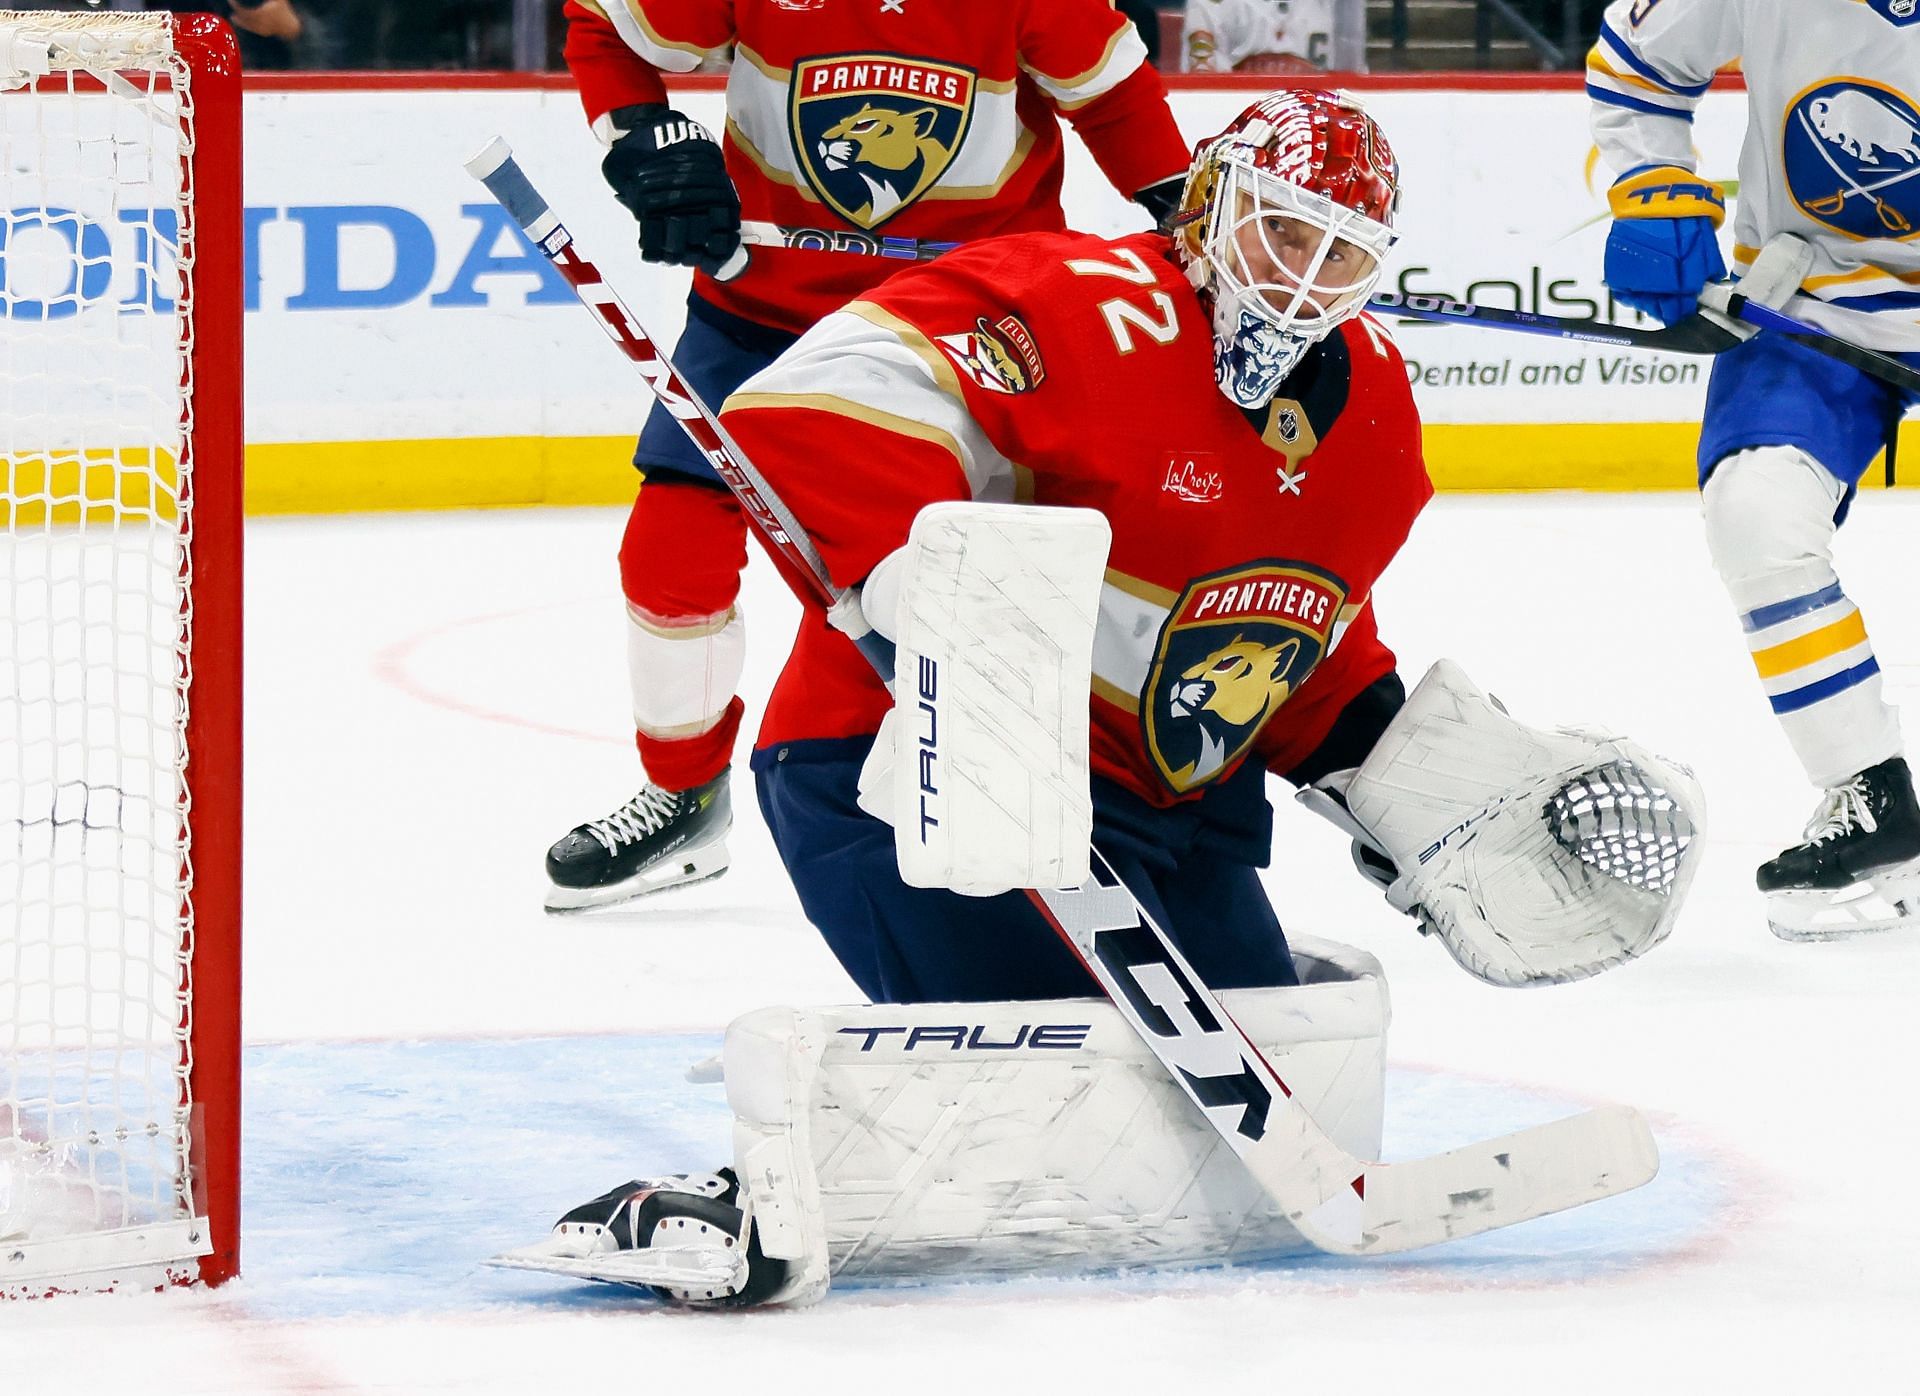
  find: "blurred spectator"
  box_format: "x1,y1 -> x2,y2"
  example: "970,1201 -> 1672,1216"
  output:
145,1 -> 340,71
1180,0 -> 1339,74
1116,0 -> 1164,69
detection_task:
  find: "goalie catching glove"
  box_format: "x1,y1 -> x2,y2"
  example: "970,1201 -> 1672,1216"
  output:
1302,660 -> 1705,987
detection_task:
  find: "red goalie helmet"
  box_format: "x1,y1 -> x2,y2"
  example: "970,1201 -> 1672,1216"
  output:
1174,90 -> 1401,406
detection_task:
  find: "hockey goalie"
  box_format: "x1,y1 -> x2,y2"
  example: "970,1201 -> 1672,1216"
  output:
493,90 -> 1705,1306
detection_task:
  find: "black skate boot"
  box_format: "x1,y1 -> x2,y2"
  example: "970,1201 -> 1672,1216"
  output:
1758,756 -> 1920,941
488,1169 -> 792,1306
544,771 -> 731,912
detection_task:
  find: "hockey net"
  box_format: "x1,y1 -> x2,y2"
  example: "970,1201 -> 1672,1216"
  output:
0,10 -> 240,1293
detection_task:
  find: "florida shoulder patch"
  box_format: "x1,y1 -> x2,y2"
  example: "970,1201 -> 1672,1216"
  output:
935,313 -> 1046,394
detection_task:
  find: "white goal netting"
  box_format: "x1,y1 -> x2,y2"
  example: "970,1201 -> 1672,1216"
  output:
1,10 -> 211,1288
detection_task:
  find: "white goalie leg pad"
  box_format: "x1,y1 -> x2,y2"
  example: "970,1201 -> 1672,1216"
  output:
857,502 -> 1111,896
1344,660 -> 1706,988
626,602 -> 745,738
720,939 -> 1387,1285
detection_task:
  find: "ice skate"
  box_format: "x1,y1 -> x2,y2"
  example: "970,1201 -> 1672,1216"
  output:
1759,757 -> 1920,941
544,772 -> 731,912
487,1171 -> 786,1306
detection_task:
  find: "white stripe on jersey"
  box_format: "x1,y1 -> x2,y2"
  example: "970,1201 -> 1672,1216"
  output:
1020,23 -> 1148,110
580,0 -> 718,73
725,305 -> 1021,503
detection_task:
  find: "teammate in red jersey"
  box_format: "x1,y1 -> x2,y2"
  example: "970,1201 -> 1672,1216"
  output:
719,89 -> 1428,1002
545,0 -> 1190,911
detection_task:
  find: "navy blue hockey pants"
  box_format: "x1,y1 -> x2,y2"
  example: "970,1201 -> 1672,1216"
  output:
752,735 -> 1299,1005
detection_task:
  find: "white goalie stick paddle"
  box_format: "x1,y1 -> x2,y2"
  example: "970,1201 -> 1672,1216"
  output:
466,137 -> 1660,1257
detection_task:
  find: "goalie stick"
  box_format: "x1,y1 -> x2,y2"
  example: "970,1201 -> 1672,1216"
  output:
466,136 -> 1659,1258
734,220 -> 1920,397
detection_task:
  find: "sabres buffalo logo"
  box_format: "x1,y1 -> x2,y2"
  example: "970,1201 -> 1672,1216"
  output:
1145,563 -> 1348,794
791,55 -> 977,229
1783,79 -> 1920,239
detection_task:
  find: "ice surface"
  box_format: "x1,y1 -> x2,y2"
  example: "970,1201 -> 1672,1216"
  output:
6,494 -> 1919,1392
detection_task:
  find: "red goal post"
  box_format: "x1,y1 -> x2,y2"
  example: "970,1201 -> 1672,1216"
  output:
0,9 -> 240,1293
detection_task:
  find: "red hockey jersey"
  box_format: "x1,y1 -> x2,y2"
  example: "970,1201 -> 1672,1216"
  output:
563,0 -> 1189,334
721,230 -> 1433,808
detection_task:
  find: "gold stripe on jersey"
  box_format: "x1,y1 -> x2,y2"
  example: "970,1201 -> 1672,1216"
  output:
1023,24 -> 1138,111
593,0 -> 726,69
840,300 -> 966,400
1103,567 -> 1181,611
1092,673 -> 1142,715
725,390 -> 970,472
734,43 -> 1019,95
1586,51 -> 1683,98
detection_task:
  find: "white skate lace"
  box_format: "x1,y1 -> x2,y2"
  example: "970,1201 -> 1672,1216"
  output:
1804,777 -> 1876,846
587,786 -> 684,854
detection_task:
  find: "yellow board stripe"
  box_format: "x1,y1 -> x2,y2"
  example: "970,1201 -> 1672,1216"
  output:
1751,610 -> 1868,679
18,420 -> 1905,521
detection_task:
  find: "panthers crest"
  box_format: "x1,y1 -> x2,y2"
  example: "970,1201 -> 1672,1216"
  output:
1145,563 -> 1348,794
791,55 -> 978,229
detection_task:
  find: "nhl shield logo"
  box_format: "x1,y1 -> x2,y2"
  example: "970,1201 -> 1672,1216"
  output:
1144,562 -> 1348,794
1782,79 -> 1920,239
792,54 -> 977,229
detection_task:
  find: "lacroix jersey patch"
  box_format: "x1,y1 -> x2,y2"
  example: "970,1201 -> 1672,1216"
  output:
934,314 -> 1045,393
791,55 -> 978,229
1144,562 -> 1348,794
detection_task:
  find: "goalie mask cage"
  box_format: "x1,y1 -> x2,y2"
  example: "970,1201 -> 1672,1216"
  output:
0,12 -> 240,1293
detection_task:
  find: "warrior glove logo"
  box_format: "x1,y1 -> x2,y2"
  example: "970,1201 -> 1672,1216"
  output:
1783,79 -> 1920,239
1144,562 -> 1347,794
791,55 -> 977,229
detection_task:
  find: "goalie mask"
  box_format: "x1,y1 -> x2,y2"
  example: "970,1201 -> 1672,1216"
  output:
1174,90 -> 1400,408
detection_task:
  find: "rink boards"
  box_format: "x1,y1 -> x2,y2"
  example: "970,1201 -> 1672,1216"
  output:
4,76 -> 1909,510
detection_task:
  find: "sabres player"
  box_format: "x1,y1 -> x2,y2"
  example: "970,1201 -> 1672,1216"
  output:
1588,0 -> 1920,939
545,1 -> 1190,912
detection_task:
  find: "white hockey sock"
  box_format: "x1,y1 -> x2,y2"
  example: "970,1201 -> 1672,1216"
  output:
1703,446 -> 1903,788
626,602 -> 745,740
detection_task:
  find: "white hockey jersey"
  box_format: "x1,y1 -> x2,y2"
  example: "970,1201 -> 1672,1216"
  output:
1181,0 -> 1334,73
1588,0 -> 1920,352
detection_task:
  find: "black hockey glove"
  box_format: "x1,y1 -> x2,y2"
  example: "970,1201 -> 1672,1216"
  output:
1132,174 -> 1187,232
601,104 -> 743,276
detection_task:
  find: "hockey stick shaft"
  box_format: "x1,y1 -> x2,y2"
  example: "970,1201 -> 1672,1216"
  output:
471,142 -> 1657,1256
738,219 -> 1920,397
1375,291 -> 1920,395
463,139 -> 885,666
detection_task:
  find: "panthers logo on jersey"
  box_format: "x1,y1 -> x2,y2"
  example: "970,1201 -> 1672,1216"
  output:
791,55 -> 978,229
1783,78 -> 1920,240
1144,562 -> 1347,794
